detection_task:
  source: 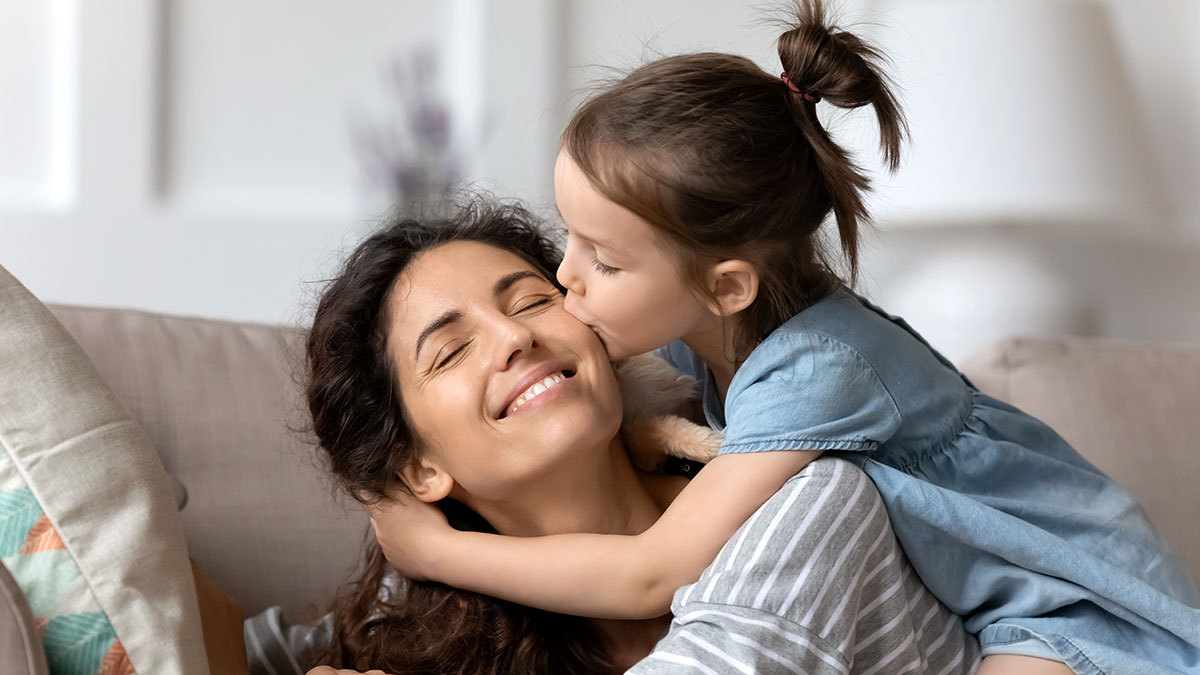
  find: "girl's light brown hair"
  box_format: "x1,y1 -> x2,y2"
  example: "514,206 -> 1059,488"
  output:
562,0 -> 905,360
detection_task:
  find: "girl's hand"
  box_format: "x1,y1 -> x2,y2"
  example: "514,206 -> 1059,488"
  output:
366,491 -> 452,582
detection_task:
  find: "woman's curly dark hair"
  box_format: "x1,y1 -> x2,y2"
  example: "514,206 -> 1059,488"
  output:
305,198 -> 614,673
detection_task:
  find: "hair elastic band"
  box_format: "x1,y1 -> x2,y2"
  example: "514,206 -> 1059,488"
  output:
780,73 -> 820,103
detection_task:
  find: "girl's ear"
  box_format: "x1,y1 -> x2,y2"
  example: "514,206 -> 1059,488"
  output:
397,456 -> 455,503
705,259 -> 759,316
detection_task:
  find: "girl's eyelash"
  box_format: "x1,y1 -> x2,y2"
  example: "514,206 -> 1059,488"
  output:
591,256 -> 618,275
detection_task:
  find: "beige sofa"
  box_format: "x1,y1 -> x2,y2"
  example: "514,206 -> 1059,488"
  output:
4,303 -> 1200,671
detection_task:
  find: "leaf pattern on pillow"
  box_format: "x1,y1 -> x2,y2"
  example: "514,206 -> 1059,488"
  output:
99,639 -> 135,675
22,512 -> 67,554
1,448 -> 136,674
43,612 -> 118,675
0,486 -> 41,556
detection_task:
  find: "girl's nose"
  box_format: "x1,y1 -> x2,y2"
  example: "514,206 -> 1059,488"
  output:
556,248 -> 584,297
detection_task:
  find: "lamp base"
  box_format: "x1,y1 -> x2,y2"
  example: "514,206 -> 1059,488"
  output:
882,231 -> 1096,362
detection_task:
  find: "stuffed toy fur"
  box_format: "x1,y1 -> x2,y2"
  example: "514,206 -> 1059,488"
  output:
615,352 -> 723,471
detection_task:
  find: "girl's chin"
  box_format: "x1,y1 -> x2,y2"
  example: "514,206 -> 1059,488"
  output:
598,330 -> 664,361
600,339 -> 635,361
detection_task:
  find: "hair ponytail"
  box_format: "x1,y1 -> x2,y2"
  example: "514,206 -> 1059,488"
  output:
778,0 -> 906,276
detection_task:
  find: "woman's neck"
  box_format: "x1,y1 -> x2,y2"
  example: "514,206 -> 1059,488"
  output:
463,429 -> 690,670
466,433 -> 683,539
596,613 -> 675,671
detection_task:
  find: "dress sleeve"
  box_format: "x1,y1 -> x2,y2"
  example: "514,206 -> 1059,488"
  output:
720,333 -> 902,454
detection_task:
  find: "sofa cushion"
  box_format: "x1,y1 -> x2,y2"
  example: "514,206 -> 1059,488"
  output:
46,305 -> 367,617
0,265 -> 209,674
962,336 -> 1200,585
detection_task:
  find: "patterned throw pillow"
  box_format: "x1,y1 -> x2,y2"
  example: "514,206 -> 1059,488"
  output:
0,454 -> 131,674
0,263 -> 209,674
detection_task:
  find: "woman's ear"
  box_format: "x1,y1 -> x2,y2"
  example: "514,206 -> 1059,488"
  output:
397,456 -> 454,503
704,260 -> 759,316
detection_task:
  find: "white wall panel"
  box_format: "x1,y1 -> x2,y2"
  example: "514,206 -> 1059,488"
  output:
163,0 -> 450,218
1099,0 -> 1200,235
0,0 -> 77,210
0,0 -> 473,324
564,0 -> 805,95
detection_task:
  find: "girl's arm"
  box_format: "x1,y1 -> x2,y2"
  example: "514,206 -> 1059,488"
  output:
372,448 -> 822,620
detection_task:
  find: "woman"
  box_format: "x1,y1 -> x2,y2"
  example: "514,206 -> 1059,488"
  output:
296,199 -> 978,674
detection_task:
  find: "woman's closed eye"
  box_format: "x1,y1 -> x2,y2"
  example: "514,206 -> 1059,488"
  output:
511,296 -> 554,313
434,341 -> 471,370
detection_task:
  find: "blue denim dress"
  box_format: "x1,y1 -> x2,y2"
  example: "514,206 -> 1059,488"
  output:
659,288 -> 1200,674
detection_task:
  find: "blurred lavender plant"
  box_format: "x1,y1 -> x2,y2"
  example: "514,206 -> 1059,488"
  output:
352,47 -> 466,215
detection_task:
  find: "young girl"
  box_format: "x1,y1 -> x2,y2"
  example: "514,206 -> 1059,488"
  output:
371,2 -> 1200,673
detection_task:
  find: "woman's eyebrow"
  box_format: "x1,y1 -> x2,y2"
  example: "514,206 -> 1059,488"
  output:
492,270 -> 543,296
414,310 -> 463,363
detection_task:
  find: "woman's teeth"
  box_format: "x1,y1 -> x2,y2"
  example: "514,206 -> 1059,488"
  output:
510,372 -> 565,414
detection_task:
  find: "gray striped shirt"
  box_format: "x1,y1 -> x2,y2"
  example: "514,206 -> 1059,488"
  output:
628,458 -> 980,674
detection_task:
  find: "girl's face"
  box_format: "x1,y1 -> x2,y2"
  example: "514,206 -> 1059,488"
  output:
385,241 -> 623,504
554,151 -> 712,360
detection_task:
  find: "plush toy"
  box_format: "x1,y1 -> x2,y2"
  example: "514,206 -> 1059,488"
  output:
615,352 -> 723,472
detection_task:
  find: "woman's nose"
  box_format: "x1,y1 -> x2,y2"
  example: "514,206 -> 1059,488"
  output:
487,313 -> 537,370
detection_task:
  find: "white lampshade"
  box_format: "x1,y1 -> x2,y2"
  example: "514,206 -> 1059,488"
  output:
863,0 -> 1165,230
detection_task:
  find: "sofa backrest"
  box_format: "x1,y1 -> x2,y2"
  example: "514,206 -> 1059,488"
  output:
48,304 -> 366,617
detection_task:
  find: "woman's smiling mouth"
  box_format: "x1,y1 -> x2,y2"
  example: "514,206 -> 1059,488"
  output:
509,371 -> 567,415
498,367 -> 577,419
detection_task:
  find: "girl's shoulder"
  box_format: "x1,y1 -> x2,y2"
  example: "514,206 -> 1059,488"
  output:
729,288 -> 967,416
753,287 -> 957,378
741,288 -> 895,375
769,287 -> 892,344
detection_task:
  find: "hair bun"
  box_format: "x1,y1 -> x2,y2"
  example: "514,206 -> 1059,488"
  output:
777,0 -> 905,170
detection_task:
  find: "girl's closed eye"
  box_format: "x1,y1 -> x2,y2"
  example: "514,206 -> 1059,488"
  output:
591,256 -> 619,276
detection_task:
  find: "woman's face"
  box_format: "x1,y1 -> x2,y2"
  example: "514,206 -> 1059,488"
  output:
385,241 -> 623,503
